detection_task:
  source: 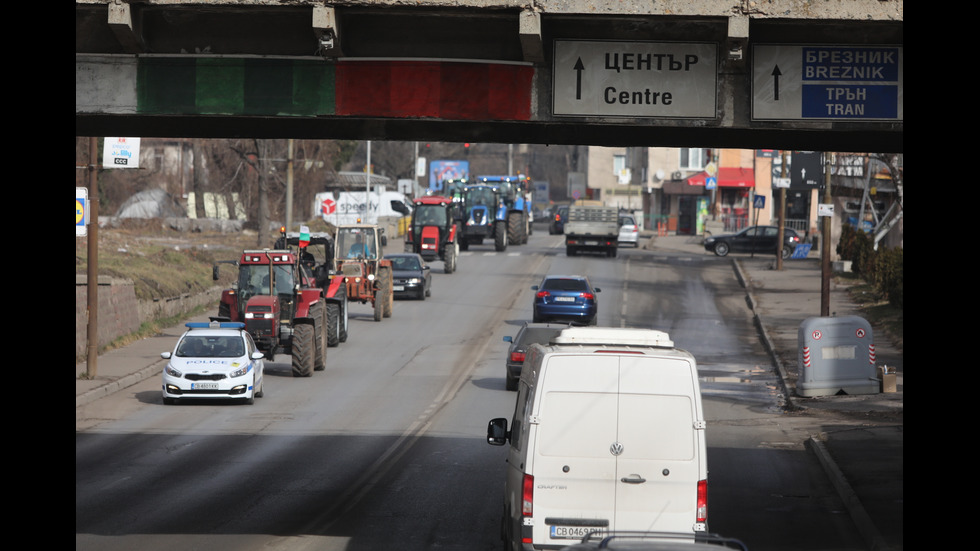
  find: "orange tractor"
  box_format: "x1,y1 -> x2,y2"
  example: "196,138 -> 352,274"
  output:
331,224 -> 394,322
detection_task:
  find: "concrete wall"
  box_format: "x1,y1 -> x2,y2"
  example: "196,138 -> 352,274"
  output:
75,275 -> 223,357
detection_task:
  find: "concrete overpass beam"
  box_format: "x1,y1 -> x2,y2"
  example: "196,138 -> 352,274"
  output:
727,14 -> 749,62
107,0 -> 143,54
313,5 -> 343,57
520,10 -> 544,64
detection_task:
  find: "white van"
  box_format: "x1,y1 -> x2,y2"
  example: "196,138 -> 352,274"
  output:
487,327 -> 708,550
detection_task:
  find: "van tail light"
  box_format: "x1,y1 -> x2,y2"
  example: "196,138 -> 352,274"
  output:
510,351 -> 526,363
522,474 -> 534,517
696,479 -> 707,523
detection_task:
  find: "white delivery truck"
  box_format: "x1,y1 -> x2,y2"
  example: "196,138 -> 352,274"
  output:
564,204 -> 619,257
315,190 -> 412,226
487,327 -> 708,550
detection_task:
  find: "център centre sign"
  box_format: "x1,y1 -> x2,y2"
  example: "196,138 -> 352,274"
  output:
552,40 -> 717,118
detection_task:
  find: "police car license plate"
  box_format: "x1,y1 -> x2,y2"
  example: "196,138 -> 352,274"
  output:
192,382 -> 218,390
550,525 -> 604,539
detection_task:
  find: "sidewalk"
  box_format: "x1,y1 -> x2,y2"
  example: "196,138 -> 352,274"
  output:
76,222 -> 902,550
646,219 -> 903,551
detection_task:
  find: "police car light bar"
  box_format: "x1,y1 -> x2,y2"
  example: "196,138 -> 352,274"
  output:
186,321 -> 246,330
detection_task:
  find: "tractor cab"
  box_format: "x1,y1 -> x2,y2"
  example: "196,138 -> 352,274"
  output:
333,224 -> 393,321
406,196 -> 458,273
336,226 -> 381,261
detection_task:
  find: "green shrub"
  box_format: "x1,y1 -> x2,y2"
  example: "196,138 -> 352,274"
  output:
837,224 -> 903,308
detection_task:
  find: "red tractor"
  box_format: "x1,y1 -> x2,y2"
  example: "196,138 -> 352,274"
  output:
214,248 -> 328,378
405,195 -> 459,274
332,224 -> 394,322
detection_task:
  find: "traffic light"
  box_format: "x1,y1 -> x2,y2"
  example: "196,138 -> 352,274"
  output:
463,143 -> 471,155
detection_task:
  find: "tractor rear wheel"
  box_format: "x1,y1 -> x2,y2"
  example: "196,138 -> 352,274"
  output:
495,221 -> 508,251
291,323 -> 314,377
381,268 -> 393,318
339,298 -> 349,343
373,279 -> 385,321
508,212 -> 525,245
312,303 -> 327,372
326,302 -> 341,347
445,243 -> 457,274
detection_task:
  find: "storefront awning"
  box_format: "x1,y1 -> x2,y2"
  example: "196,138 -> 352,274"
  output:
662,180 -> 707,195
686,167 -> 755,188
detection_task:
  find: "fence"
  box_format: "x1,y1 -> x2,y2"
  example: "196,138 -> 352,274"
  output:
776,218 -> 811,233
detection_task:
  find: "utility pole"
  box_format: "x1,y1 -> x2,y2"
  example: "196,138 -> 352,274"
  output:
285,139 -> 294,233
820,153 -> 833,316
776,151 -> 788,270
86,137 -> 100,377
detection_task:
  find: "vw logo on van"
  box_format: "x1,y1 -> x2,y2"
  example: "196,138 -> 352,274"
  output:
609,442 -> 624,456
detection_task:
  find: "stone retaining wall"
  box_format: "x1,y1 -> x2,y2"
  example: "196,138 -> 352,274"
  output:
75,275 -> 222,357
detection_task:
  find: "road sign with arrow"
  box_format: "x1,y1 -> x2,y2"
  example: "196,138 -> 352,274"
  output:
752,44 -> 903,121
553,40 -> 717,118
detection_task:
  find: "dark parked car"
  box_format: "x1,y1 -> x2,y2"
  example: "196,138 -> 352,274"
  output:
703,225 -> 801,259
502,322 -> 569,391
548,205 -> 569,234
531,275 -> 600,325
384,253 -> 431,300
559,531 -> 748,551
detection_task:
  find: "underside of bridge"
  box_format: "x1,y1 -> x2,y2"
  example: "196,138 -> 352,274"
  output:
75,1 -> 904,152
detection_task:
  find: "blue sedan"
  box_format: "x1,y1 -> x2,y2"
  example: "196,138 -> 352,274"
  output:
531,275 -> 600,325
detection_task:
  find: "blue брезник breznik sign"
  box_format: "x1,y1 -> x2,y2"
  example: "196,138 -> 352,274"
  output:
752,45 -> 903,121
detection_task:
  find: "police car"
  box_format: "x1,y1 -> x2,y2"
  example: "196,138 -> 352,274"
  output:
161,321 -> 265,405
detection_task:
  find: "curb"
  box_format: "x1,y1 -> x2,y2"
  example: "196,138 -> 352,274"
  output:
807,437 -> 893,551
76,361 -> 163,409
732,258 -> 798,412
732,257 -> 890,551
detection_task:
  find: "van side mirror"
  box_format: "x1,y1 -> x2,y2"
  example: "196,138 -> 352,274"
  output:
487,417 -> 510,446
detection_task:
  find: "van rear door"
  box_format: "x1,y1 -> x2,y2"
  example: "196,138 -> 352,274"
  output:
613,354 -> 704,534
531,354 -> 619,544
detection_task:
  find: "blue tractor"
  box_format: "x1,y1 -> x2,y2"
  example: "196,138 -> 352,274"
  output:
458,184 -> 509,252
476,175 -> 533,245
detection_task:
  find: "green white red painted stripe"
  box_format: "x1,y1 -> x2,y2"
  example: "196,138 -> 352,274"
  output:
334,60 -> 533,120
76,56 -> 533,121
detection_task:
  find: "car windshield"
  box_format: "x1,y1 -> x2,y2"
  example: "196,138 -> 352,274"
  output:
389,256 -> 421,270
541,278 -> 588,292
176,335 -> 245,358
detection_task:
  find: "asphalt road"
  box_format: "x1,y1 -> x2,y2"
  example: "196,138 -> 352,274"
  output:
76,227 -> 896,551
